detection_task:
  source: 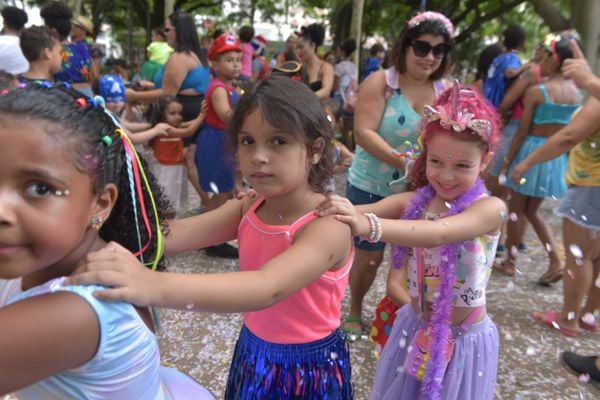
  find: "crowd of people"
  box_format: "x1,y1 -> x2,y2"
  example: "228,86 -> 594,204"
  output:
0,2 -> 598,399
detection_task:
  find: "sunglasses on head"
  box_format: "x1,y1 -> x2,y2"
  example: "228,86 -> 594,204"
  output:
411,40 -> 451,59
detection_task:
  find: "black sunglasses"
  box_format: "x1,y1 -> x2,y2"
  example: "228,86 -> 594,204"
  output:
411,40 -> 451,59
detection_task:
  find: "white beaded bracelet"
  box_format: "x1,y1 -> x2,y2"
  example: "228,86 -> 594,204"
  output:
364,213 -> 382,243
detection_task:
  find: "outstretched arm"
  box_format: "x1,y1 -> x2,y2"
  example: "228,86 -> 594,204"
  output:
511,96 -> 600,183
319,195 -> 505,248
501,86 -> 541,175
317,192 -> 414,235
68,216 -> 352,312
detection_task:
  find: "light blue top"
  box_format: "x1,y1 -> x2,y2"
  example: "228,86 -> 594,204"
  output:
7,277 -> 170,400
532,84 -> 580,126
154,64 -> 210,94
348,67 -> 443,197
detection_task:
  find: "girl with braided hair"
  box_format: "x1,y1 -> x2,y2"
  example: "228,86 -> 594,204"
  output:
318,83 -> 505,400
0,83 -> 213,399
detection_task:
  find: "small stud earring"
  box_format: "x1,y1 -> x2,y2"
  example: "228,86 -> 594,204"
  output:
90,215 -> 104,230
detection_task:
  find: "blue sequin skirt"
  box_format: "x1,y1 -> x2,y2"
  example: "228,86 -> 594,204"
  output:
225,325 -> 353,399
506,135 -> 568,198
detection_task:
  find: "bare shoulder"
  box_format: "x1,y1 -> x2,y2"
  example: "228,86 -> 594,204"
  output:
360,69 -> 386,92
296,214 -> 352,245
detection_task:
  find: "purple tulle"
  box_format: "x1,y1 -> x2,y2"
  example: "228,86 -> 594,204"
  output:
390,178 -> 488,400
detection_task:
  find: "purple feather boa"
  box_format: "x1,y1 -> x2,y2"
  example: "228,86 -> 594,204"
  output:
391,178 -> 488,400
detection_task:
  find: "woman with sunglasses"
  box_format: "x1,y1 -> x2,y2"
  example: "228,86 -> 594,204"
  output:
126,11 -> 211,216
342,11 -> 454,340
496,31 -> 582,284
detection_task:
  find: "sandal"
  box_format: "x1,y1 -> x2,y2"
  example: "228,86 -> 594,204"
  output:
532,310 -> 578,337
493,260 -> 515,277
537,268 -> 564,286
342,316 -> 364,341
580,314 -> 600,333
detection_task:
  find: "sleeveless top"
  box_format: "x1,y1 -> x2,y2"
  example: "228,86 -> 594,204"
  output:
405,212 -> 500,308
348,67 -> 445,197
152,136 -> 185,165
567,127 -> 600,186
238,196 -> 354,344
205,78 -> 240,130
154,64 -> 210,95
2,277 -> 170,400
307,61 -> 325,92
532,84 -> 580,125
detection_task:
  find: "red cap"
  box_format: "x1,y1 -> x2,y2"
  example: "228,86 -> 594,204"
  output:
255,34 -> 267,44
209,33 -> 242,60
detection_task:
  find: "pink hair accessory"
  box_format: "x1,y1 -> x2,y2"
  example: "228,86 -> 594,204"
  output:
407,11 -> 454,37
423,80 -> 492,140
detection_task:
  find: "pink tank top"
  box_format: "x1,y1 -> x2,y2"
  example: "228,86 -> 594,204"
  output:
238,196 -> 354,344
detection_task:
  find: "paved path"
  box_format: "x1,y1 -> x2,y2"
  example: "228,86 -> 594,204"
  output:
158,193 -> 598,399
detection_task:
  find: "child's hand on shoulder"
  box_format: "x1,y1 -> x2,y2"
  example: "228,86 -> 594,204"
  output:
316,194 -> 369,237
67,242 -> 159,307
154,122 -> 171,137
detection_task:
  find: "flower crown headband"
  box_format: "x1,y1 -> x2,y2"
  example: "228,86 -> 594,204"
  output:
407,11 -> 454,37
423,80 -> 492,141
542,29 -> 580,61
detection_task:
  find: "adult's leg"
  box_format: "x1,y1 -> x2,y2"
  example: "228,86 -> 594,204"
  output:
523,195 -> 562,282
496,191 -> 528,275
485,181 -> 528,250
533,218 -> 598,332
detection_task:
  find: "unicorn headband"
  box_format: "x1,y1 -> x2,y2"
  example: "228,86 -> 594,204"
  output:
422,80 -> 492,141
407,11 -> 454,37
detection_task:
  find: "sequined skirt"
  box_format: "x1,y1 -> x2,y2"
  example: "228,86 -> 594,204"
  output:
225,325 -> 353,399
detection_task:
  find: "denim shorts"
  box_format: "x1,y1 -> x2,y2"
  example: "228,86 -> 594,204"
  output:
555,185 -> 600,230
346,183 -> 386,251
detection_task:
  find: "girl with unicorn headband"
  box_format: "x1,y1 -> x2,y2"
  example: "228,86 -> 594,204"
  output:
318,81 -> 505,400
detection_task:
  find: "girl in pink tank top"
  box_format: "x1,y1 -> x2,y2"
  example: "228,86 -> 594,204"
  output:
69,75 -> 355,399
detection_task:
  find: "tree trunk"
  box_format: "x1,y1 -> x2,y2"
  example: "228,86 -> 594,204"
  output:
570,0 -> 600,74
165,0 -> 175,20
529,0 -> 569,31
350,0 -> 365,66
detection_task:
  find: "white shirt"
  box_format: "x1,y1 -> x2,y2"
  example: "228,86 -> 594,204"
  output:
0,35 -> 29,75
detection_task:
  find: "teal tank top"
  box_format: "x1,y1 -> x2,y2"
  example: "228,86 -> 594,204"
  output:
532,84 -> 580,125
348,67 -> 444,197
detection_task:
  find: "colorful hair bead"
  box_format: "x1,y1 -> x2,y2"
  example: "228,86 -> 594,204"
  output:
101,135 -> 113,146
75,98 -> 87,108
